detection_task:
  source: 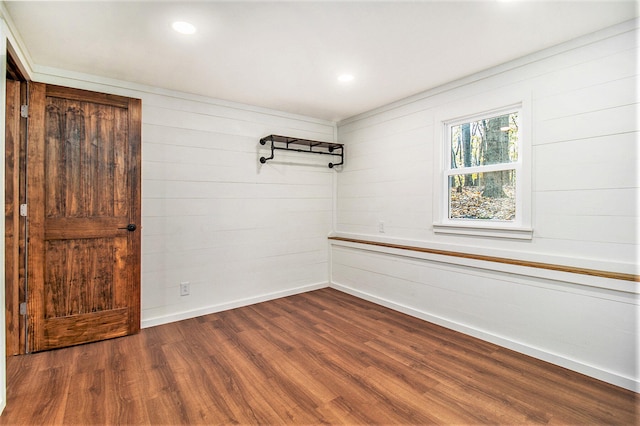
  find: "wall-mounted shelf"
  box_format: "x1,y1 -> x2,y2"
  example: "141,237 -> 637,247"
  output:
259,134 -> 344,168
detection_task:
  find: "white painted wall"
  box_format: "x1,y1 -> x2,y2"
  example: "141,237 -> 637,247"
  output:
332,20 -> 639,391
27,69 -> 337,327
139,98 -> 336,325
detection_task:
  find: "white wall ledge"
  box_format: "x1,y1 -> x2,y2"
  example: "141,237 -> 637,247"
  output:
433,223 -> 533,240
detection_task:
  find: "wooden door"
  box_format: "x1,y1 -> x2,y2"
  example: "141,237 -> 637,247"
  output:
26,83 -> 141,352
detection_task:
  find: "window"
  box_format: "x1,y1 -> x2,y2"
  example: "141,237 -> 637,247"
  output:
447,109 -> 519,221
433,99 -> 532,240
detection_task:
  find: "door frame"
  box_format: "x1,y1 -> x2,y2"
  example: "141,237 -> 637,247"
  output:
5,49 -> 27,355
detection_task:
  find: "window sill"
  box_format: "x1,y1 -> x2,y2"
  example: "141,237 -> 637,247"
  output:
433,223 -> 533,240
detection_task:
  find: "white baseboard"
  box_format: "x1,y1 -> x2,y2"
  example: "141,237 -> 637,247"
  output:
141,282 -> 329,329
330,281 -> 639,393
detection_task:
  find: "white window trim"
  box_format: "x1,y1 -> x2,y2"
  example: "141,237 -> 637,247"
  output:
432,88 -> 533,240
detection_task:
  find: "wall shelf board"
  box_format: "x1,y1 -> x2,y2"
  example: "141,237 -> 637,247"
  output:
259,134 -> 344,168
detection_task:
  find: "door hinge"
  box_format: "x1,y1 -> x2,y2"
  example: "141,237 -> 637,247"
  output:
19,204 -> 27,217
19,302 -> 26,315
20,104 -> 28,118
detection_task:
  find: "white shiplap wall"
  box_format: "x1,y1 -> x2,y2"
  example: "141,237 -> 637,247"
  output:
332,20 -> 639,391
30,69 -> 337,327
139,97 -> 337,325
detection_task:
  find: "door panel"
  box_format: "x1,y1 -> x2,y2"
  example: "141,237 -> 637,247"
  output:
27,83 -> 141,352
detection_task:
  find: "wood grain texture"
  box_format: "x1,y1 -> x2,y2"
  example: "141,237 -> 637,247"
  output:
126,97 -> 142,335
329,236 -> 640,282
44,238 -> 116,317
46,84 -> 131,109
17,80 -> 28,355
42,308 -> 130,348
2,288 -> 636,425
44,217 -> 129,240
5,79 -> 21,355
27,83 -> 141,352
26,82 -> 47,353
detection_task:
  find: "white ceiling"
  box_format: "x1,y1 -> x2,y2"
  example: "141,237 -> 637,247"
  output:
4,1 -> 638,122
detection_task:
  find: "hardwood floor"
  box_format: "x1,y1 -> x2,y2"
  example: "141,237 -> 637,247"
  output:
1,288 -> 637,424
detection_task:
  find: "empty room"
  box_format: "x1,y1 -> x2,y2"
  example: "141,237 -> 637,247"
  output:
0,0 -> 637,424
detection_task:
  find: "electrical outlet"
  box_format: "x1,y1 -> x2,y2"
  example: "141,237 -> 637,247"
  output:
180,282 -> 190,296
378,221 -> 385,233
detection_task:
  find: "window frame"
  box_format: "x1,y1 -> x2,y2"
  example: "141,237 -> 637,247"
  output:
432,91 -> 532,240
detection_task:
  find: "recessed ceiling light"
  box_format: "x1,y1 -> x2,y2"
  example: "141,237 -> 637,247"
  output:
172,21 -> 197,35
338,74 -> 354,83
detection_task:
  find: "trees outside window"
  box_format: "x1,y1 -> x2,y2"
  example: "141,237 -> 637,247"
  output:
447,110 -> 520,222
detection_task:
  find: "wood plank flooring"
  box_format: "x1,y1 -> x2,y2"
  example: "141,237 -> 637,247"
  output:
1,288 -> 637,425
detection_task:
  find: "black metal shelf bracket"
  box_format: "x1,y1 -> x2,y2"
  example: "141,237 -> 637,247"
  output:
259,134 -> 344,168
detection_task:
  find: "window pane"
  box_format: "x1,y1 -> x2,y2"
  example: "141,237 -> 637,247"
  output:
450,112 -> 519,169
449,171 -> 516,220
